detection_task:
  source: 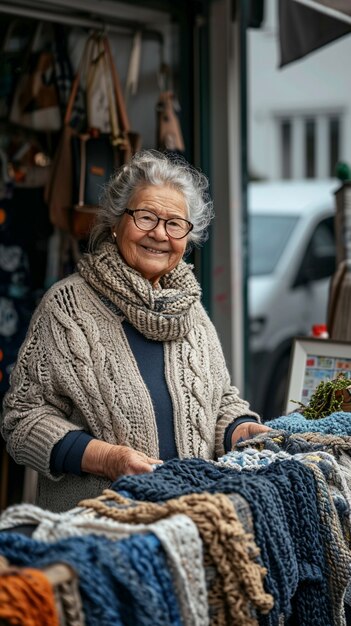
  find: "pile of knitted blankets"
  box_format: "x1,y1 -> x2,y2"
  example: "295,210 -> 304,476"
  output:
1,411 -> 351,626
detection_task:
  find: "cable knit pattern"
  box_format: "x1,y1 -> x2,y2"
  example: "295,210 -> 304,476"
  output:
1,244 -> 258,512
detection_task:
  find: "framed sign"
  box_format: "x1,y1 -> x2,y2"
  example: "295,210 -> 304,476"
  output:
284,337 -> 351,414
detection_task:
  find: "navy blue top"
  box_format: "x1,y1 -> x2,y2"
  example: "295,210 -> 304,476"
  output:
122,321 -> 177,461
50,319 -> 257,476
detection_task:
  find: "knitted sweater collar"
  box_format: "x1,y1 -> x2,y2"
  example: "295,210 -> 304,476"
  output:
78,242 -> 201,341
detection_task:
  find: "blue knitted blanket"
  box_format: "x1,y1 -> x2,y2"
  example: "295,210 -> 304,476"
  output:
0,532 -> 182,626
112,458 -> 332,626
265,411 -> 351,434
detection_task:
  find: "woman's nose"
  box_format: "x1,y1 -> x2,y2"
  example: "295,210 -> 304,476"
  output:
149,220 -> 168,239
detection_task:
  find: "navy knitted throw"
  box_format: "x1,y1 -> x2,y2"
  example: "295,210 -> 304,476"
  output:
113,458 -> 332,626
257,461 -> 332,626
0,532 -> 182,626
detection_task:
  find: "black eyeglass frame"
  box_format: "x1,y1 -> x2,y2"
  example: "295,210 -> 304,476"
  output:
124,208 -> 193,240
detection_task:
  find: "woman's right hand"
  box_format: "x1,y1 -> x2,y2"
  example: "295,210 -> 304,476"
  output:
81,439 -> 162,481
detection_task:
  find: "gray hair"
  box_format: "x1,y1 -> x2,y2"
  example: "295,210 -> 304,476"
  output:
89,149 -> 214,252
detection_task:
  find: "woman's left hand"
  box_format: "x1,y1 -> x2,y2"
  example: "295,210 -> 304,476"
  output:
231,421 -> 272,447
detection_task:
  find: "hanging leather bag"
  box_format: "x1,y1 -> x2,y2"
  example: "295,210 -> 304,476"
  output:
9,23 -> 61,132
46,33 -> 141,238
44,69 -> 80,231
71,34 -> 141,239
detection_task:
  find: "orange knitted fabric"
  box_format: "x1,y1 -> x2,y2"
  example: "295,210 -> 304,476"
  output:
0,566 -> 59,626
80,489 -> 273,626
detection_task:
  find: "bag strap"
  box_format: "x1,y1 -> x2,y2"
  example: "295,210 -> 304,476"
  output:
100,39 -> 120,142
64,73 -> 81,125
125,31 -> 142,102
77,135 -> 88,207
103,36 -> 130,134
85,34 -> 103,129
29,21 -> 45,53
63,35 -> 94,125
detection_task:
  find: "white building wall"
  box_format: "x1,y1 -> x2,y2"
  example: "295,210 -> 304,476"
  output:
248,0 -> 351,180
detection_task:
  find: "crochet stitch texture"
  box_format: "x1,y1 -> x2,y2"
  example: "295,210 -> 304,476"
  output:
79,489 -> 273,626
112,457 -> 336,626
1,243 -> 257,512
265,411 -> 351,435
0,532 -> 182,626
0,505 -> 208,626
234,432 -> 351,625
0,565 -> 59,626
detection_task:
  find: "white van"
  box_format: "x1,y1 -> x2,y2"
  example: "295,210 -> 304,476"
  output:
248,179 -> 339,419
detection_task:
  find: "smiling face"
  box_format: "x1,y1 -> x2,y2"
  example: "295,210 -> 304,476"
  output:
114,185 -> 189,286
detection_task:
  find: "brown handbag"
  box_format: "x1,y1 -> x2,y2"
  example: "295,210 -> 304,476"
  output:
44,77 -> 78,231
9,23 -> 61,132
45,33 -> 141,238
71,36 -> 141,239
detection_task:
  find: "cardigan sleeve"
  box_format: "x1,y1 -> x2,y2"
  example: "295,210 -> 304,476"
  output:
214,386 -> 260,458
199,306 -> 260,459
1,297 -> 83,480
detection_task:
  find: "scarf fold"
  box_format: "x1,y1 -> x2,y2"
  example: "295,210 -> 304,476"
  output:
78,242 -> 202,341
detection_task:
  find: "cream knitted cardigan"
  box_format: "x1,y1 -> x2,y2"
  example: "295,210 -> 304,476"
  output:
1,244 -> 258,512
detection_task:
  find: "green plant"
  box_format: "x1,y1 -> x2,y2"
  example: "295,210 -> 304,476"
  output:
293,372 -> 351,420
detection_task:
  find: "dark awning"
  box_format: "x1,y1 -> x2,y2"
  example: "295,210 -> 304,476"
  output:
279,0 -> 351,67
294,0 -> 351,22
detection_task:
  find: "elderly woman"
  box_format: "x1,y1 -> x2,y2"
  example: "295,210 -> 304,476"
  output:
1,150 -> 269,512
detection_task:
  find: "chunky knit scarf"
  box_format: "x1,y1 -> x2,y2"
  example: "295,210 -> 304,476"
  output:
78,242 -> 202,341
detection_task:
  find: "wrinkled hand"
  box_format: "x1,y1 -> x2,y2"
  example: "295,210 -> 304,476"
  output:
81,440 -> 162,481
105,445 -> 162,480
231,422 -> 272,447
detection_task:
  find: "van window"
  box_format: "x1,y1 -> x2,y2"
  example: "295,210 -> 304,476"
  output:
249,214 -> 298,276
294,217 -> 335,285
312,218 -> 335,259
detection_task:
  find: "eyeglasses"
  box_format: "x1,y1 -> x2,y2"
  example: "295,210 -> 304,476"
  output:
124,208 -> 193,239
